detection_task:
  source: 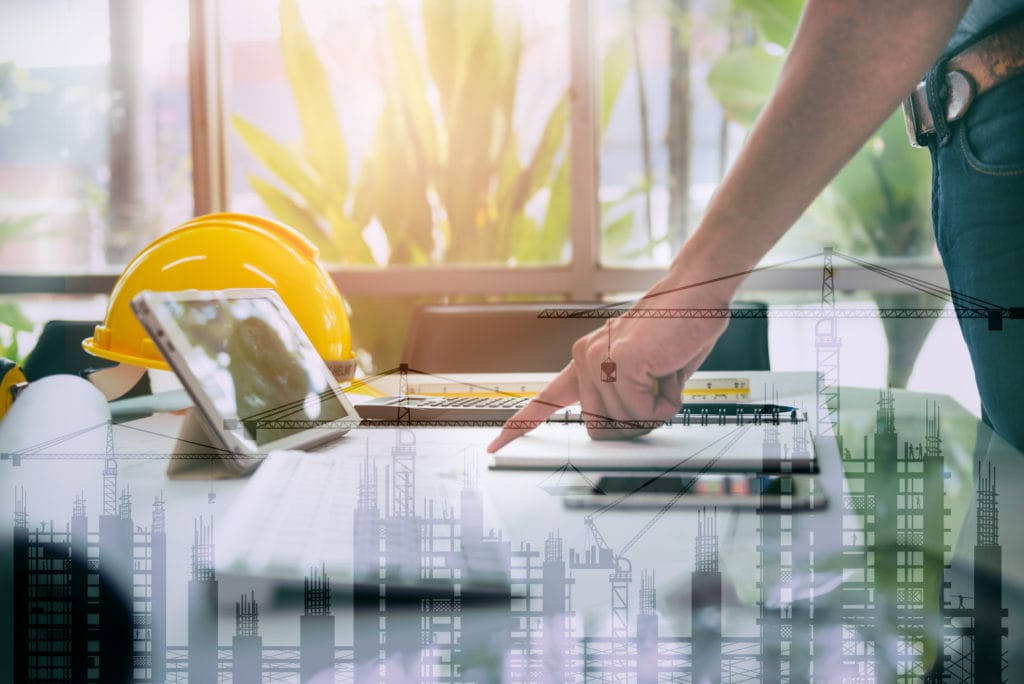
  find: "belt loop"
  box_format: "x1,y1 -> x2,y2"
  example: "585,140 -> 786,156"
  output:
925,57 -> 952,146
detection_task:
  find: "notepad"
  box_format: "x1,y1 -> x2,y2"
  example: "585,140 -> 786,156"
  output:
489,421 -> 817,473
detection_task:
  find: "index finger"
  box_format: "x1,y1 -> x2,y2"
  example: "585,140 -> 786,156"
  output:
486,363 -> 579,453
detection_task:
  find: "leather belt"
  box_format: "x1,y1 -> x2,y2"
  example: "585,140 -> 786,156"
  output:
904,15 -> 1024,147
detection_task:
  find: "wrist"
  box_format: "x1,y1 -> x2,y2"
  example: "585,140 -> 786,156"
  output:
661,203 -> 776,304
658,244 -> 741,306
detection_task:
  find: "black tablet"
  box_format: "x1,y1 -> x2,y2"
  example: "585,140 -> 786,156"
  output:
131,289 -> 360,473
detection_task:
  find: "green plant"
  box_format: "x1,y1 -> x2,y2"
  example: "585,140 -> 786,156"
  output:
234,0 -> 633,369
707,0 -> 937,387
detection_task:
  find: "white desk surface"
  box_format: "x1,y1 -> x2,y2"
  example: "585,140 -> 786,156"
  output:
5,370 -> 1024,679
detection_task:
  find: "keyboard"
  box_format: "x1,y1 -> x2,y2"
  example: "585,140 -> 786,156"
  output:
216,432 -> 513,594
217,450 -> 359,579
354,395 -> 533,421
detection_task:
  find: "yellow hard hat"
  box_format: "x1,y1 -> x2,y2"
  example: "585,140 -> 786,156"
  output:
0,358 -> 27,420
83,213 -> 356,380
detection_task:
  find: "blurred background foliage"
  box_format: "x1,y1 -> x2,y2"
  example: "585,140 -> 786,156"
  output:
234,0 -> 634,370
0,62 -> 48,362
236,0 -> 938,382
707,0 -> 937,387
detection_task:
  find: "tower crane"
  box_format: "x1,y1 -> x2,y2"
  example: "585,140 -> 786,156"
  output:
535,250 -> 1022,330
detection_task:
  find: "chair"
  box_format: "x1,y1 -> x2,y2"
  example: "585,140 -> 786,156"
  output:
21,320 -> 151,397
697,301 -> 770,372
401,303 -> 603,373
401,301 -> 770,373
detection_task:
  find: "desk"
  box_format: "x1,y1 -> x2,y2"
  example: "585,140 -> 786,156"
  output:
2,371 -> 1022,682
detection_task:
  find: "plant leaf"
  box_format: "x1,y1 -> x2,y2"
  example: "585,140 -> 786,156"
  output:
601,34 -> 631,134
0,214 -> 45,244
0,302 -> 33,332
507,212 -> 540,263
622,233 -> 672,260
534,160 -> 571,263
453,0 -> 494,86
361,97 -> 435,263
232,114 -> 328,214
826,112 -> 931,256
601,211 -> 636,259
519,95 -> 569,210
386,1 -> 438,172
279,0 -> 349,196
444,30 -> 503,260
422,0 -> 458,119
246,173 -> 336,259
706,45 -> 782,125
496,6 -> 521,123
733,0 -> 803,47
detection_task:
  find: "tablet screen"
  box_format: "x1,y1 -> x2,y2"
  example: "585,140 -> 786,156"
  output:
152,293 -> 355,447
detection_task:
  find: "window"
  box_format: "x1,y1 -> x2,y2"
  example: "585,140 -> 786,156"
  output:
0,0 -> 952,292
0,0 -> 192,272
0,0 -> 977,412
0,0 -> 191,360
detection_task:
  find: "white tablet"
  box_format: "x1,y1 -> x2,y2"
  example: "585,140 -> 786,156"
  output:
131,289 -> 360,473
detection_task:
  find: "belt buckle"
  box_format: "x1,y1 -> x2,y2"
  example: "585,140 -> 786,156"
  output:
902,84 -> 927,148
944,69 -> 976,124
903,70 -> 976,149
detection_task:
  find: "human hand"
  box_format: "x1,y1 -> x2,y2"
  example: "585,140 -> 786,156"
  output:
487,282 -> 731,452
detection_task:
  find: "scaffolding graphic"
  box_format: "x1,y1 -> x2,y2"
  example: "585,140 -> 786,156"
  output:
232,592 -> 261,682
940,460 -> 1009,682
7,400 -> 1010,682
12,480 -> 166,682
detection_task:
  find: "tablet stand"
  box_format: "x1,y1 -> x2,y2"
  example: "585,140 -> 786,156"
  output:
167,406 -> 241,480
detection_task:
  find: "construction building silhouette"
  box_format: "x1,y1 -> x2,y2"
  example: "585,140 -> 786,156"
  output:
12,453 -> 165,682
8,406 -> 1009,682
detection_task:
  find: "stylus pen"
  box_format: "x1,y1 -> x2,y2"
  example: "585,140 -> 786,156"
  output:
551,403 -> 801,424
676,403 -> 797,416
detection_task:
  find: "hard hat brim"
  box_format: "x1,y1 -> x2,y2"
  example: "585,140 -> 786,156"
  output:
81,337 -> 171,372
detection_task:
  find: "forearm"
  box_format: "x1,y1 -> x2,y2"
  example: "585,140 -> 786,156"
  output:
666,0 -> 969,297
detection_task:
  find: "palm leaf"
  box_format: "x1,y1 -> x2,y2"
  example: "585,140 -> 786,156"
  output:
422,0 -> 458,119
279,0 -> 349,195
246,173 -> 336,258
535,160 -> 571,263
361,97 -> 435,263
232,114 -> 328,214
444,33 -> 503,258
385,1 -> 439,172
517,95 -> 570,211
601,34 -> 632,133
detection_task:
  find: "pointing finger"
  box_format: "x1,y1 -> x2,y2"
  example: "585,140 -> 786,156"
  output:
487,363 -> 580,453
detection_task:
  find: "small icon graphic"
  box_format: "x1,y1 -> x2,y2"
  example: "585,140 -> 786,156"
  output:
601,321 -> 617,383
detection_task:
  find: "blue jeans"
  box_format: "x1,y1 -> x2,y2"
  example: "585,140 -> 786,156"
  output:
927,70 -> 1024,453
